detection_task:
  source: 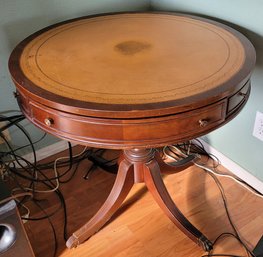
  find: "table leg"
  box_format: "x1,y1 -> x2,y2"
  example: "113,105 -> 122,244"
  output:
66,148 -> 212,251
143,158 -> 213,251
66,158 -> 134,249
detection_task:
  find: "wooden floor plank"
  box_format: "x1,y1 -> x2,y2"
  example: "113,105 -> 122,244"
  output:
20,147 -> 263,257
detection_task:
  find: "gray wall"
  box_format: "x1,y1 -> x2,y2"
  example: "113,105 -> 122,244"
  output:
0,0 -> 149,153
151,0 -> 263,181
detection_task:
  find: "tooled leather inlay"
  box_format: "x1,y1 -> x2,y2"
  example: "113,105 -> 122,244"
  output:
19,14 -> 245,105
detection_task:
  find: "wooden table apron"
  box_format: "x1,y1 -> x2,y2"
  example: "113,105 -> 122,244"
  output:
8,12 -> 256,251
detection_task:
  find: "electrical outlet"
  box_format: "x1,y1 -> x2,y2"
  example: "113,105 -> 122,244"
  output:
253,111 -> 263,141
0,121 -> 11,145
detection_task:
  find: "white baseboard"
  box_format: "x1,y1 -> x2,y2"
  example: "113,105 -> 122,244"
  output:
199,139 -> 263,194
22,140 -> 74,163
22,138 -> 263,194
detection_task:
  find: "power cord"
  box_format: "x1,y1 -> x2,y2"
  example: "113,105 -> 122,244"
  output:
0,113 -> 68,257
201,169 -> 255,257
162,140 -> 260,257
0,112 -> 120,257
194,162 -> 263,200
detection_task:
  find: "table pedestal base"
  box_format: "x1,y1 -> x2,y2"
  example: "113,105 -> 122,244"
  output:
66,148 -> 213,251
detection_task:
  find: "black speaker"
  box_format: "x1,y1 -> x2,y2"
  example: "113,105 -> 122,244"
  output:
0,180 -> 35,257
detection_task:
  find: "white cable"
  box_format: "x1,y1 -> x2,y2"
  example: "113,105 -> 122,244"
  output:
164,144 -> 263,199
19,203 -> 31,223
187,140 -> 192,155
3,190 -> 31,223
25,146 -> 88,193
194,161 -> 263,199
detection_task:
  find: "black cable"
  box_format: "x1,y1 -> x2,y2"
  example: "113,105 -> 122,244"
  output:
163,141 -> 257,257
0,114 -> 24,122
0,115 -> 25,132
178,139 -> 221,169
11,164 -> 68,240
2,146 -> 68,241
88,154 -> 118,174
2,157 -> 60,256
0,114 -> 38,194
6,169 -> 34,208
59,160 -> 81,184
0,124 -> 35,168
6,155 -> 72,183
0,115 -> 37,164
0,113 -> 70,255
184,140 -> 262,197
9,132 -> 47,154
204,171 -> 255,257
201,232 -> 254,257
213,232 -> 245,247
0,112 -> 119,253
6,156 -> 64,216
7,147 -> 113,183
26,200 -> 58,257
3,151 -> 91,182
2,143 -> 102,183
0,133 -> 39,188
22,147 -> 93,178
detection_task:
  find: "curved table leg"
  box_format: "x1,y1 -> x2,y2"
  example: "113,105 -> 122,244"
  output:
143,158 -> 213,251
66,159 -> 134,249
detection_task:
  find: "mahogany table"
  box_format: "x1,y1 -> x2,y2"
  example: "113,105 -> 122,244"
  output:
8,12 -> 256,251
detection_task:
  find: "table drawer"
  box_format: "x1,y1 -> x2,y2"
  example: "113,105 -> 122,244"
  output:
125,99 -> 227,144
27,98 -> 226,148
227,80 -> 250,115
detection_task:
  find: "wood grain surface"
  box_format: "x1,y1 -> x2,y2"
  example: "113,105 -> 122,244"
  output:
8,13 -> 256,148
9,12 -> 256,118
8,13 -> 259,256
19,14 -> 244,104
23,147 -> 263,257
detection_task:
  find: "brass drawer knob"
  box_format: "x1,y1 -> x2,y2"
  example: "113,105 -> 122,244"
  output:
13,91 -> 19,98
44,118 -> 54,127
199,119 -> 208,127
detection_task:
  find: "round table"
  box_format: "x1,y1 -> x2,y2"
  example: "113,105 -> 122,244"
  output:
9,12 -> 256,251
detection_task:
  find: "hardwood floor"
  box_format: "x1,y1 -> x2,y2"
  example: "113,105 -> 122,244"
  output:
22,147 -> 263,257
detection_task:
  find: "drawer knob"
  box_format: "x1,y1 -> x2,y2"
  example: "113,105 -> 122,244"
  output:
44,118 -> 54,127
13,91 -> 19,98
199,119 -> 208,127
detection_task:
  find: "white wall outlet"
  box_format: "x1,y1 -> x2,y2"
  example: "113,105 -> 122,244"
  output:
253,111 -> 263,141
